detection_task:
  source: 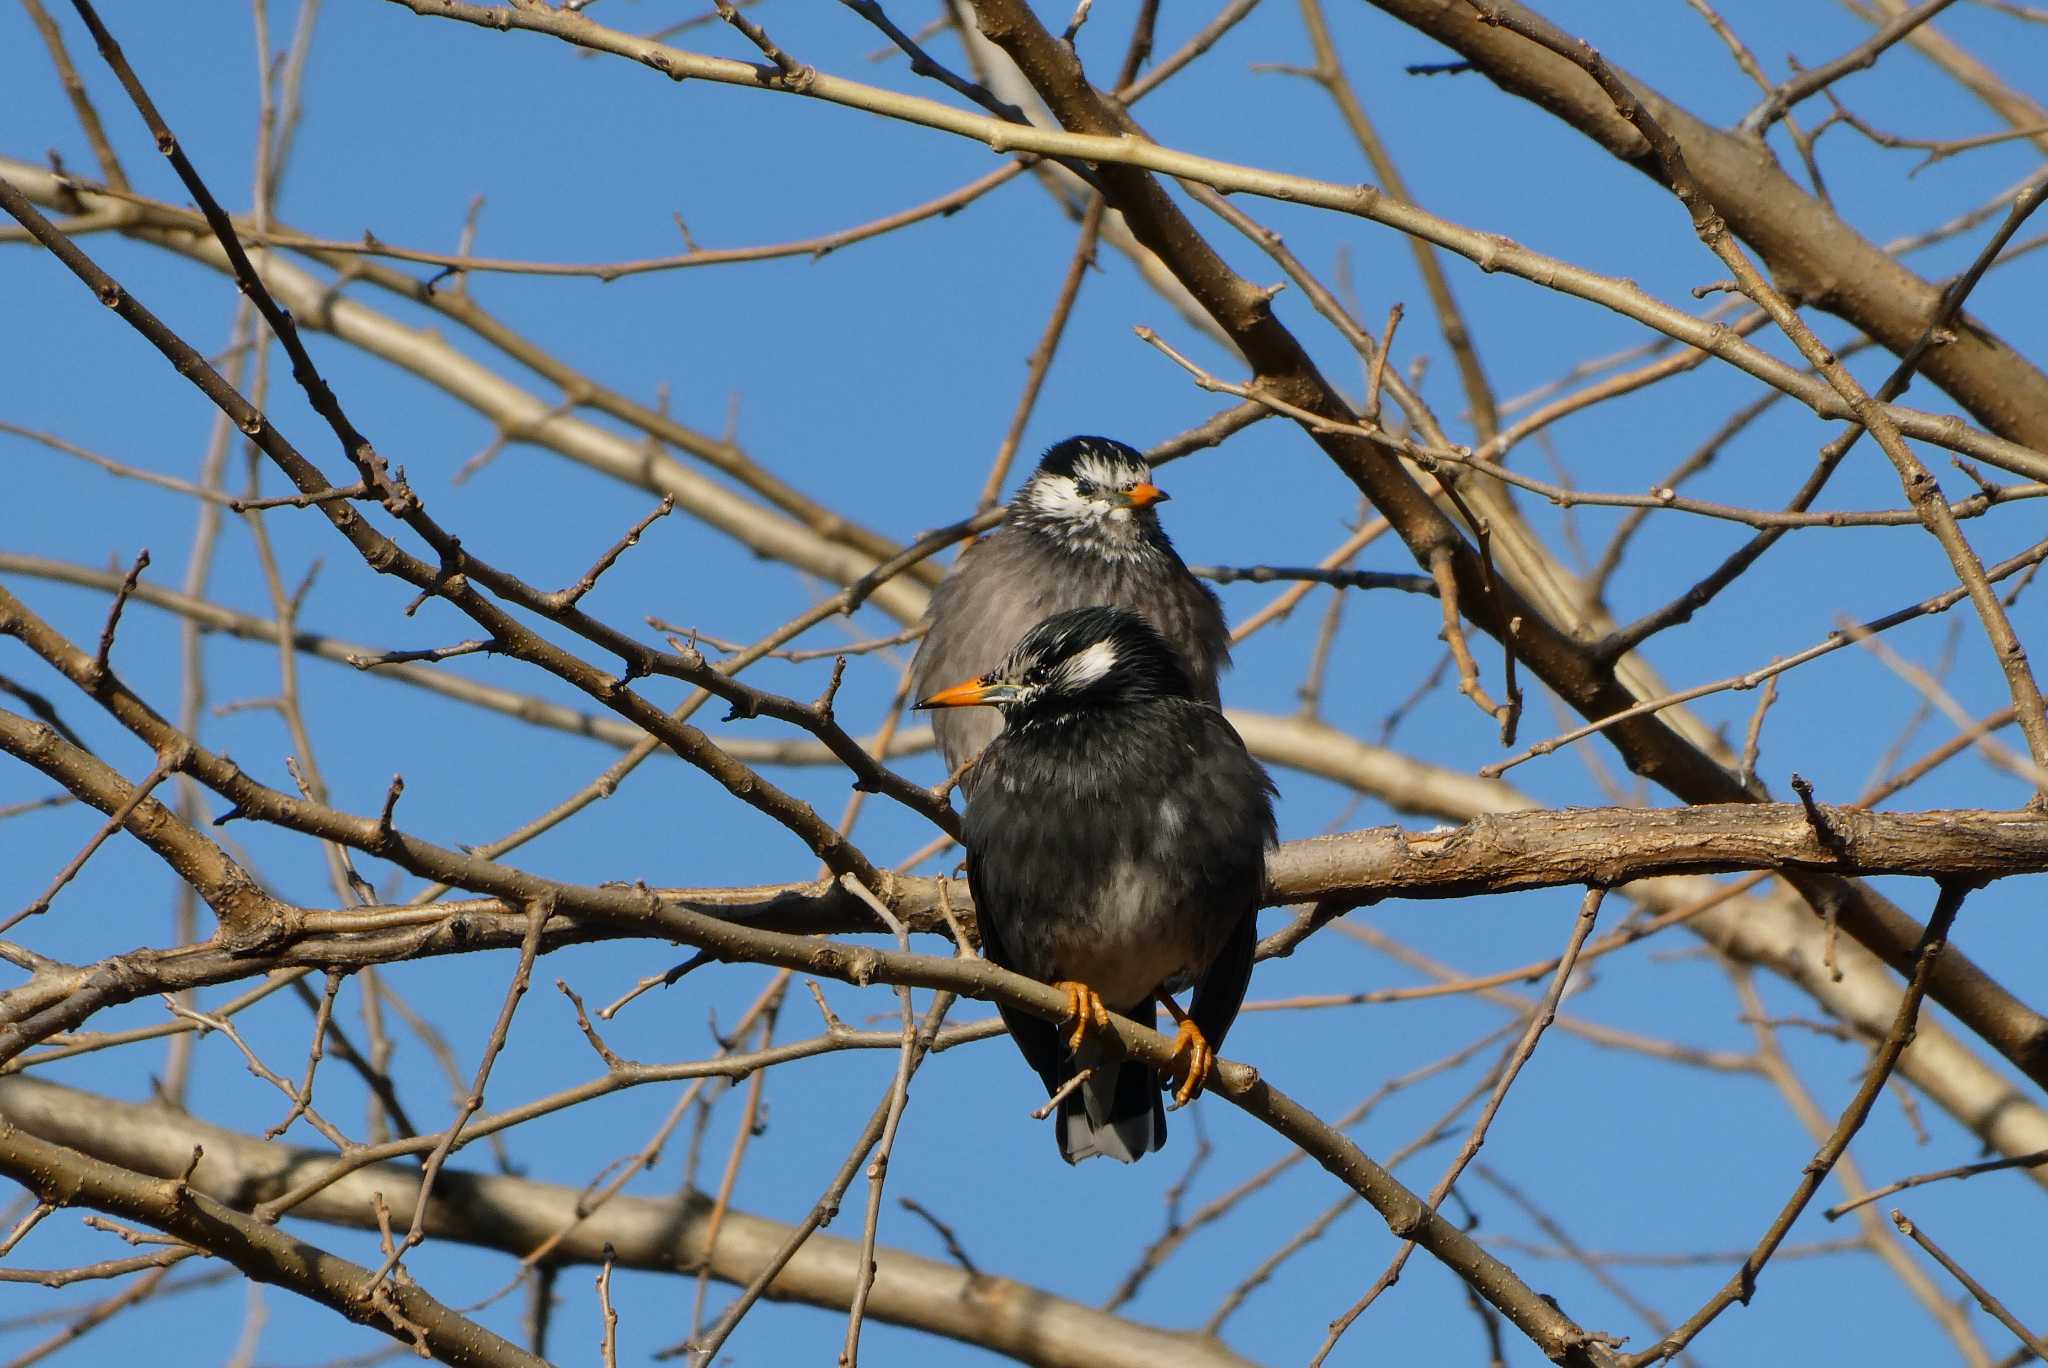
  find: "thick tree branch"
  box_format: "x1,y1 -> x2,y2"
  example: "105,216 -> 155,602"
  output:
7,714 -> 2043,1058
1467,5 -> 2048,779
0,1108 -> 546,1367
1362,0 -> 2048,450
0,714 -> 277,940
0,1076 -> 1244,1368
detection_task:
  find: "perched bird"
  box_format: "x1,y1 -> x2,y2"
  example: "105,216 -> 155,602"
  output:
911,436 -> 1228,792
917,607 -> 1277,1164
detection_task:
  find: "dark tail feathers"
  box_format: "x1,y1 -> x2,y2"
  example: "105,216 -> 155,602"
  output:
1057,1044 -> 1165,1165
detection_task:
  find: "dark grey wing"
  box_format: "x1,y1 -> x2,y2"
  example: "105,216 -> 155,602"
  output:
972,909 -> 1068,1100
962,754 -> 1068,1099
1189,909 -> 1255,1058
1182,706 -> 1277,1056
910,558 -> 998,779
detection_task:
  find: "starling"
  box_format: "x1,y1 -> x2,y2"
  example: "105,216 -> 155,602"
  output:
917,607 -> 1277,1164
911,436 -> 1229,792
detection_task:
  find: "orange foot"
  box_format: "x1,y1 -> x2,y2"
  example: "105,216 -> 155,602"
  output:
1158,994 -> 1215,1110
1052,980 -> 1109,1055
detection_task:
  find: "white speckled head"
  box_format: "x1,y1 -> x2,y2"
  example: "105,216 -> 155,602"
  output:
1013,437 -> 1170,562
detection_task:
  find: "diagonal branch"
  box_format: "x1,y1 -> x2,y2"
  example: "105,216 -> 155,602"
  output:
1359,0 -> 2048,452
0,1115 -> 547,1368
1888,1209 -> 2048,1361
0,709 -> 277,939
951,0 -> 2048,1110
1622,882 -> 1970,1365
1470,2 -> 2048,787
1741,0 -> 1961,133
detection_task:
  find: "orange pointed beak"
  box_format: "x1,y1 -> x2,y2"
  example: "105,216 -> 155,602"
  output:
1123,482 -> 1170,509
914,675 -> 1014,709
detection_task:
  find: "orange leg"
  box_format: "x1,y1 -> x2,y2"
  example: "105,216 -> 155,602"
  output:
1157,994 -> 1215,1110
1051,980 -> 1109,1055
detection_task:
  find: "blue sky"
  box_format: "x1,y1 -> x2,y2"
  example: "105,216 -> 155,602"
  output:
3,2 -> 2047,1364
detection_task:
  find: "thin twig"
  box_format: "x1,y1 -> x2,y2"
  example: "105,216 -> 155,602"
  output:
975,195 -> 1106,511
596,1245 -> 619,1368
2,755 -> 173,936
835,877 -> 921,1368
1741,0 -> 1962,132
895,1198 -> 981,1277
373,899 -> 551,1286
1314,888 -> 1606,1362
1890,1209 -> 2048,1359
1622,882 -> 1971,1365
1828,1148 -> 2048,1220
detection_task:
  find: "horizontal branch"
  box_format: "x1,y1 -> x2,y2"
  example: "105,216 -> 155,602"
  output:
7,795 -> 2040,1040
1,715 -> 1651,1355
1269,803 -> 2039,903
0,1075 -> 1245,1368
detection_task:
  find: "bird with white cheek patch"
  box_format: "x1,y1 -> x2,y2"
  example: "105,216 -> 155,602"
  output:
910,436 -> 1229,795
917,607 -> 1277,1164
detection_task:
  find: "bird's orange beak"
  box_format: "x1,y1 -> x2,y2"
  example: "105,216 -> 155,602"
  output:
1123,482 -> 1170,509
914,676 -> 1000,709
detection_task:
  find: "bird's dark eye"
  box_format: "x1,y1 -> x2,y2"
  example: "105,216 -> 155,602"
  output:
1073,478 -> 1097,498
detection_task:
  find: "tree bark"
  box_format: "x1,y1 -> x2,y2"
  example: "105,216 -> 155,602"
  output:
1361,0 -> 2048,447
0,1076 -> 1249,1368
